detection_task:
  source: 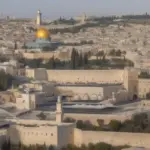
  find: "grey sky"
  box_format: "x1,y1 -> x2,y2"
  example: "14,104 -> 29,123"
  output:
0,0 -> 150,19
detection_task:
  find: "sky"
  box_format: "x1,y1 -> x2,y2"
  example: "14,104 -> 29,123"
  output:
0,0 -> 150,19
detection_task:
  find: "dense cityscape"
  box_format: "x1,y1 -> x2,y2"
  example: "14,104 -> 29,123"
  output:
1,3 -> 150,150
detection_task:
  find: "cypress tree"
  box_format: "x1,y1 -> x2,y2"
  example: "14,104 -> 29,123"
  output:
79,53 -> 83,67
75,50 -> 80,68
83,53 -> 88,66
71,48 -> 76,69
14,41 -> 17,50
51,56 -> 56,69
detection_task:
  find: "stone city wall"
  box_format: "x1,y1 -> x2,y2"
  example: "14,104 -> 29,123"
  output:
74,129 -> 150,148
25,68 -> 138,100
46,70 -> 124,84
0,129 -> 7,147
8,125 -> 58,146
7,122 -> 75,147
23,52 -> 56,60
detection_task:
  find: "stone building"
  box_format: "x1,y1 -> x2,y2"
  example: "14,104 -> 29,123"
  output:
7,97 -> 75,148
0,97 -> 149,148
25,68 -> 138,101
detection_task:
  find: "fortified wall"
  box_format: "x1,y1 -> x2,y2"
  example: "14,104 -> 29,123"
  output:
74,129 -> 150,148
139,79 -> 150,98
25,68 -> 139,99
26,69 -> 123,83
46,70 -> 124,83
6,124 -> 150,148
23,51 -> 70,61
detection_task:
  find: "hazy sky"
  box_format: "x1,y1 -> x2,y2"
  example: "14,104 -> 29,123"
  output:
0,0 -> 150,19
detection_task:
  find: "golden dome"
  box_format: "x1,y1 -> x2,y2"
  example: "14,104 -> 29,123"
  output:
36,28 -> 50,39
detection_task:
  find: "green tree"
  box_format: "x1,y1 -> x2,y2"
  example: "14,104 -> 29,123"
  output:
97,119 -> 104,127
64,117 -> 76,123
0,71 -> 13,91
96,51 -> 104,60
14,41 -> 17,50
115,50 -> 122,57
36,112 -> 47,120
78,53 -> 83,67
49,145 -> 55,150
71,48 -> 76,69
51,56 -> 56,69
76,120 -> 85,129
139,72 -> 150,79
88,143 -> 95,150
109,49 -> 116,56
108,120 -> 122,131
122,51 -> 126,60
83,53 -> 88,67
132,113 -> 148,131
146,92 -> 150,99
95,142 -> 112,150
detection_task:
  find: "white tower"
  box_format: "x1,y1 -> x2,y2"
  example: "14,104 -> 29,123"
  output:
36,10 -> 42,26
56,96 -> 63,123
112,92 -> 116,102
81,13 -> 86,24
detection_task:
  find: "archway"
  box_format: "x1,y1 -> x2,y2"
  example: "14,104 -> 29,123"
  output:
133,94 -> 138,101
83,93 -> 89,100
91,94 -> 98,100
73,94 -> 80,101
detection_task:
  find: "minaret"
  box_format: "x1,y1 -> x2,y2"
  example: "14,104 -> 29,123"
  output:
56,96 -> 63,123
81,13 -> 86,24
112,92 -> 116,102
36,10 -> 42,26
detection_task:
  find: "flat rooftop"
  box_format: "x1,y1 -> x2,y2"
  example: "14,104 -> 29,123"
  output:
55,83 -> 122,87
36,101 -> 142,115
18,110 -> 55,121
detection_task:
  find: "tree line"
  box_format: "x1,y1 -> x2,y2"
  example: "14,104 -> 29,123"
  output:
139,72 -> 150,79
64,113 -> 150,133
1,140 -> 129,150
19,49 -> 133,70
62,40 -> 94,46
52,17 -> 77,25
19,49 -> 89,70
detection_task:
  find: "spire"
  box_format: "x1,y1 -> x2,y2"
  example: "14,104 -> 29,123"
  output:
56,96 -> 63,123
36,9 -> 42,26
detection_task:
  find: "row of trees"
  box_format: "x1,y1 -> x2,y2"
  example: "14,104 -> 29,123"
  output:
49,22 -> 106,34
52,17 -> 77,25
71,49 -> 89,69
26,14 -> 150,36
139,72 -> 150,79
146,92 -> 150,99
64,113 -> 150,133
108,49 -> 126,57
20,53 -> 133,70
62,40 -> 94,46
1,140 -> 129,150
90,14 -> 150,22
20,49 -> 89,70
0,71 -> 13,91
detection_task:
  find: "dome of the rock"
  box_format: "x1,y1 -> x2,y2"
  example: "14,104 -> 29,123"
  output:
36,28 -> 50,39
